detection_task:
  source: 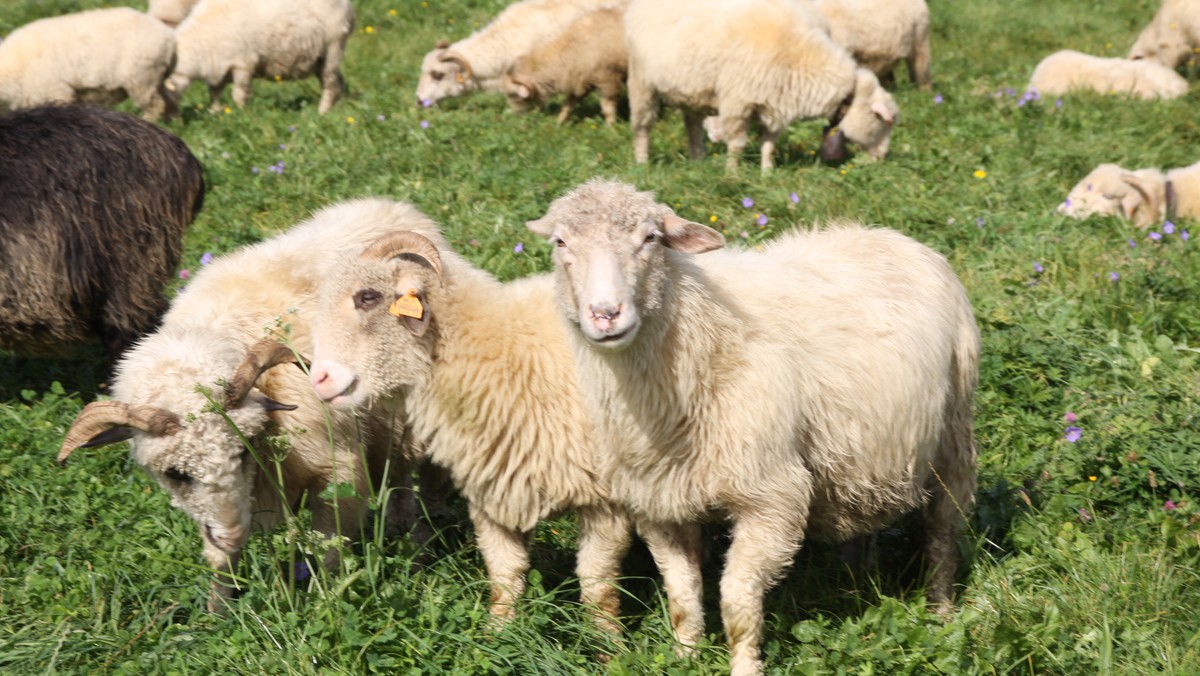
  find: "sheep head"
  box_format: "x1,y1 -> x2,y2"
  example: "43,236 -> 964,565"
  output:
1058,164 -> 1166,228
1128,22 -> 1190,68
528,179 -> 723,351
415,41 -> 476,105
837,69 -> 899,162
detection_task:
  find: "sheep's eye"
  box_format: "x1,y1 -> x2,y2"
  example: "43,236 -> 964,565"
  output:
431,71 -> 444,81
644,232 -> 657,245
554,237 -> 567,248
354,289 -> 383,310
164,466 -> 192,483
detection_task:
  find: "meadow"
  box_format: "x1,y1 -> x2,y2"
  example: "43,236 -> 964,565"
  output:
2,0 -> 1199,672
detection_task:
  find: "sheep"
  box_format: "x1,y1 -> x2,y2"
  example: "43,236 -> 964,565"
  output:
499,5 -> 628,125
0,105 -> 203,362
167,0 -> 355,115
527,179 -> 979,675
415,0 -> 611,106
624,0 -> 900,172
1057,161 -> 1200,228
1028,50 -> 1189,100
57,199 -> 433,614
1128,0 -> 1200,68
307,230 -> 643,632
0,8 -> 177,121
814,0 -> 932,90
148,0 -> 200,27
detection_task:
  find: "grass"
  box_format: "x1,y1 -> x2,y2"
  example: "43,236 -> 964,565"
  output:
3,0 -> 1200,672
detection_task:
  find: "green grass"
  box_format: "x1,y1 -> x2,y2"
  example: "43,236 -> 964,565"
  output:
4,0 -> 1200,672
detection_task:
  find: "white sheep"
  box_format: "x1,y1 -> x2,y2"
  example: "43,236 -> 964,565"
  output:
499,5 -> 628,125
1128,0 -> 1200,68
625,0 -> 900,171
528,179 -> 979,675
1058,160 -> 1200,228
168,0 -> 355,115
814,0 -> 932,90
415,0 -> 611,106
148,0 -> 200,27
58,199 -> 432,613
1028,50 -> 1189,100
307,230 -> 641,631
0,8 -> 177,121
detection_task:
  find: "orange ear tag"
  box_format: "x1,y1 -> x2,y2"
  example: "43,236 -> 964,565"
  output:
455,72 -> 465,85
389,288 -> 424,319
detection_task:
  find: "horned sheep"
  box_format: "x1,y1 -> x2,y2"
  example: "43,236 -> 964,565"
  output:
528,179 -> 979,675
168,0 -> 355,115
0,8 -> 177,121
814,0 -> 933,90
148,0 -> 201,27
1058,160 -> 1200,228
624,0 -> 900,171
0,105 -> 203,362
1128,0 -> 1200,68
58,199 -> 430,613
1028,50 -> 1189,100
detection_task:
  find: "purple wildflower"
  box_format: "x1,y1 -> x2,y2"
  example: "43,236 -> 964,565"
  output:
279,144 -> 287,150
741,197 -> 755,208
1064,426 -> 1082,443
1183,230 -> 1190,242
1128,239 -> 1137,248
1163,221 -> 1175,234
1005,87 -> 1016,97
933,94 -> 944,104
251,166 -> 260,175
179,269 -> 190,280
513,242 -> 524,254
1149,231 -> 1162,241
287,125 -> 297,133
294,560 -> 311,581
1064,411 -> 1077,423
1055,99 -> 1063,108
1063,197 -> 1072,207
377,114 -> 386,122
1017,98 -> 1027,108
756,213 -> 768,226
1109,271 -> 1120,281
1164,500 -> 1177,511
975,216 -> 985,227
1033,261 -> 1044,274
420,98 -> 433,108
1078,507 -> 1092,523
789,192 -> 800,204
200,252 -> 213,266
420,120 -> 430,129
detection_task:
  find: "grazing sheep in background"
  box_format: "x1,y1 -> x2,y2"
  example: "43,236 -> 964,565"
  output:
0,8 -> 177,121
168,0 -> 355,115
1128,0 -> 1200,68
0,105 -> 203,362
499,5 -> 628,125
308,230 -> 642,631
528,179 -> 979,675
148,0 -> 200,27
415,0 -> 610,106
1028,50 -> 1189,100
814,0 -> 933,90
1058,161 -> 1200,228
624,0 -> 899,171
58,199 -> 431,613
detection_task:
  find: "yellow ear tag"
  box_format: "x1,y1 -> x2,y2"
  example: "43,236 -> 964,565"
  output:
389,288 -> 424,319
455,72 -> 465,84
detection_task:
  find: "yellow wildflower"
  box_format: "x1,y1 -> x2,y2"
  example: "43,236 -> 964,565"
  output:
974,169 -> 987,179
365,26 -> 374,34
389,9 -> 397,16
1088,475 -> 1097,482
223,106 -> 232,114
709,215 -> 718,223
346,116 -> 355,124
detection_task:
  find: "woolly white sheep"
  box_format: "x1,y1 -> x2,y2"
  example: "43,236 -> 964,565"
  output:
168,0 -> 354,115
148,0 -> 200,27
1058,160 -> 1200,228
499,5 -> 628,125
58,199 -> 431,613
1028,50 -> 1188,100
814,0 -> 932,90
307,230 -> 641,631
625,0 -> 900,171
0,8 -> 177,121
528,179 -> 979,675
1129,0 -> 1200,68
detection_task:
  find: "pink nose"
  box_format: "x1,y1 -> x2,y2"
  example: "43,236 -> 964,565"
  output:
588,304 -> 621,332
310,364 -> 337,400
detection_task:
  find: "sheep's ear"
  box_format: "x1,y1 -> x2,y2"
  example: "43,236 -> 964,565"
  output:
516,84 -> 533,100
870,100 -> 895,125
435,39 -> 450,49
1119,173 -> 1160,226
390,287 -> 433,337
660,214 -> 725,254
526,217 -> 554,237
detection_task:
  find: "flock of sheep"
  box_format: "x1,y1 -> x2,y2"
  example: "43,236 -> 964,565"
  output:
0,0 -> 1195,672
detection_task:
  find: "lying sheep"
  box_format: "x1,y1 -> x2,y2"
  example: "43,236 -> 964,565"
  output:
148,0 -> 200,27
625,0 -> 899,171
169,0 -> 355,115
528,179 -> 979,675
0,8 -> 177,121
1028,50 -> 1189,100
415,0 -> 610,106
499,5 -> 628,125
308,230 -> 643,631
1129,0 -> 1200,68
1058,161 -> 1200,228
58,199 -> 430,613
0,105 -> 203,362
814,0 -> 932,90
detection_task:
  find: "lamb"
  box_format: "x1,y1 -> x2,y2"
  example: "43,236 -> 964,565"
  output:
58,199 -> 432,613
0,8 -> 177,121
499,5 -> 628,125
1057,161 -> 1200,228
814,0 -> 932,90
415,0 -> 611,106
148,0 -> 200,27
0,105 -> 203,362
528,179 -> 979,675
625,0 -> 900,171
1128,0 -> 1200,68
168,0 -> 355,115
1028,50 -> 1189,100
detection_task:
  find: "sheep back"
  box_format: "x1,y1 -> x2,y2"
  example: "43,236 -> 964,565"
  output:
1029,50 -> 1189,100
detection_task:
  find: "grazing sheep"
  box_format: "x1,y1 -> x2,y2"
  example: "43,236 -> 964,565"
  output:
148,0 -> 200,27
1028,50 -> 1189,100
499,5 -> 628,125
308,230 -> 639,631
0,8 -> 177,121
168,0 -> 355,115
814,0 -> 933,90
528,179 -> 979,675
1128,0 -> 1200,68
1058,161 -> 1200,228
58,199 -> 431,613
0,105 -> 203,362
625,0 -> 899,171
415,0 -> 610,106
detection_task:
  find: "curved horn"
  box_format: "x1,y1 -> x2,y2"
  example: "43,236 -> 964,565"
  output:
510,72 -> 539,100
225,339 -> 307,409
435,39 -> 450,49
439,50 -> 473,79
59,401 -> 182,465
361,231 -> 445,284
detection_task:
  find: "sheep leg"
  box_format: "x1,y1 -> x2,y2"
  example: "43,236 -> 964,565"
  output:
129,77 -> 169,122
627,61 -> 657,164
759,126 -> 782,173
909,27 -> 933,91
576,506 -> 633,637
471,505 -> 531,623
231,67 -> 253,109
924,416 -> 976,615
598,81 -> 621,125
684,112 -> 707,161
637,519 -> 705,653
207,72 -> 231,114
717,112 -> 749,171
318,39 -> 348,115
557,95 -> 578,125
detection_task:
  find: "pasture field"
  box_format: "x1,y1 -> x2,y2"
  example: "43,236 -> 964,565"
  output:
2,0 -> 1199,672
